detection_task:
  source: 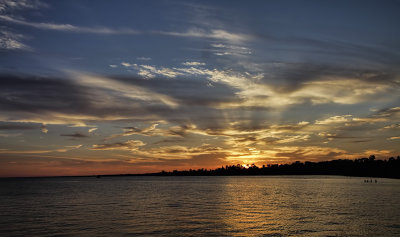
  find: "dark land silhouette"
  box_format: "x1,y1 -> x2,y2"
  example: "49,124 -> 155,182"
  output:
101,155 -> 400,179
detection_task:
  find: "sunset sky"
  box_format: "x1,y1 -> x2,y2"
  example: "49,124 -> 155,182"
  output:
0,0 -> 399,177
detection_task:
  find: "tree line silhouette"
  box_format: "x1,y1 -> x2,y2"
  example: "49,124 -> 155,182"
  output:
150,155 -> 400,179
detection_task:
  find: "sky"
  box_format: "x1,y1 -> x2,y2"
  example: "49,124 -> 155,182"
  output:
0,0 -> 399,177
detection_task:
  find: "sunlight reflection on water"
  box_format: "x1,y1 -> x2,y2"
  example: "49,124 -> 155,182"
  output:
0,176 -> 399,236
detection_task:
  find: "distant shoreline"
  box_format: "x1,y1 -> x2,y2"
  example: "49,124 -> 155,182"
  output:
2,155 -> 399,179
96,155 -> 400,179
1,174 -> 399,180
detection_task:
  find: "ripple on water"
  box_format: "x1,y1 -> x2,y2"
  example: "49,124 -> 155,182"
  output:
0,176 -> 399,237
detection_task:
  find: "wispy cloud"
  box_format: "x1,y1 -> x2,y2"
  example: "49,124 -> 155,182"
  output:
0,15 -> 142,34
388,136 -> 400,140
109,124 -> 160,139
383,124 -> 400,129
210,43 -> 252,56
70,71 -> 179,108
1,14 -> 251,43
60,132 -> 88,138
136,57 -> 151,61
0,29 -> 31,50
154,28 -> 251,43
91,140 -> 146,151
121,63 -> 183,79
41,125 -> 48,134
315,115 -> 353,125
88,127 -> 97,133
182,61 -> 205,66
0,132 -> 20,137
0,0 -> 47,12
314,107 -> 400,127
0,144 -> 82,154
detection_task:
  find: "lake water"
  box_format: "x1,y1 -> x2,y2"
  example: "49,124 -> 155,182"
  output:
0,176 -> 399,236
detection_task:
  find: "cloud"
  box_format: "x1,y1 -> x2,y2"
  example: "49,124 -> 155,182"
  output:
66,144 -> 82,149
0,144 -> 82,154
0,29 -> 31,50
209,43 -> 252,56
41,125 -> 48,134
109,124 -> 160,139
1,12 -> 250,44
119,61 -> 398,109
108,123 -> 207,140
154,28 -> 251,43
0,15 -> 141,34
275,135 -> 310,144
0,0 -> 47,12
0,132 -> 20,137
141,65 -> 182,78
305,107 -> 400,144
0,67 -> 398,135
0,123 -> 35,130
60,132 -> 88,138
272,146 -> 349,162
132,143 -> 225,160
91,140 -> 146,151
349,149 -> 395,159
0,74 -> 95,126
315,115 -> 353,125
383,124 -> 400,129
375,107 -> 400,118
121,63 -> 183,79
88,128 -> 97,133
137,57 -> 151,61
1,8 -> 250,43
182,61 -> 205,66
70,72 -> 179,108
0,73 -> 188,127
151,121 -> 312,148
292,79 -> 392,105
388,136 -> 400,140
0,69 -> 397,161
317,132 -> 357,140
0,149 -> 65,154
311,107 -> 400,134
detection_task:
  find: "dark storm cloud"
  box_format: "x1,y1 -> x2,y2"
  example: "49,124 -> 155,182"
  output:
0,73 -> 245,132
0,74 -> 235,112
0,74 -> 211,123
0,74 -> 89,112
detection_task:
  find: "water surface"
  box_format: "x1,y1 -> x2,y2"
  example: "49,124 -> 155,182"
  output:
0,176 -> 399,236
